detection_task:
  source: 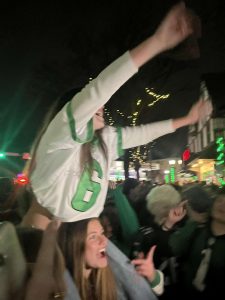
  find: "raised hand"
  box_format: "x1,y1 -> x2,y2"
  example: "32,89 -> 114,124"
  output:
163,201 -> 187,230
154,2 -> 193,51
186,98 -> 213,125
130,2 -> 195,68
131,245 -> 157,282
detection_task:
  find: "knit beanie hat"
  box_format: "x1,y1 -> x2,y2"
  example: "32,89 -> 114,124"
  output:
146,184 -> 181,225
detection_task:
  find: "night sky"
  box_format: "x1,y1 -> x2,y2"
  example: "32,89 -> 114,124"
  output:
0,0 -> 225,176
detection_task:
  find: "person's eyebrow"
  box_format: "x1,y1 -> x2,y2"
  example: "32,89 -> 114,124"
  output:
87,228 -> 104,236
87,231 -> 97,235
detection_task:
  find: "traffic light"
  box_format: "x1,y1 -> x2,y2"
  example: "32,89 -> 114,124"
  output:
182,148 -> 191,162
216,136 -> 225,166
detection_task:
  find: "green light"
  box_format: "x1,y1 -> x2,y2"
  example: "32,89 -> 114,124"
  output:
216,160 -> 225,166
216,144 -> 224,152
170,167 -> 175,183
0,152 -> 5,159
217,153 -> 224,161
218,178 -> 225,186
215,136 -> 225,166
165,174 -> 169,184
216,137 -> 223,144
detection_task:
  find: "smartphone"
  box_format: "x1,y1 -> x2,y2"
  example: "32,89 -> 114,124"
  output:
0,221 -> 27,300
130,241 -> 142,260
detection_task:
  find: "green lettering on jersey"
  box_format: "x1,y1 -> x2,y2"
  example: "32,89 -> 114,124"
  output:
71,159 -> 103,211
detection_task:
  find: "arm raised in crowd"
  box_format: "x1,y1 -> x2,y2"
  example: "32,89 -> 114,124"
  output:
130,2 -> 193,68
24,220 -> 66,300
131,245 -> 164,296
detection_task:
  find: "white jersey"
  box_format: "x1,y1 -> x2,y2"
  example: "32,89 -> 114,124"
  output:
31,52 -> 175,222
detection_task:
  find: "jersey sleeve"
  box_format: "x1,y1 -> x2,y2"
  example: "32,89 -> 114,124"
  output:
111,185 -> 140,245
101,120 -> 175,162
121,119 -> 175,149
150,270 -> 164,296
101,126 -> 125,161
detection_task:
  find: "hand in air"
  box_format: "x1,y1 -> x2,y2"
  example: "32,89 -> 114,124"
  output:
154,2 -> 193,51
131,245 -> 157,282
187,98 -> 213,125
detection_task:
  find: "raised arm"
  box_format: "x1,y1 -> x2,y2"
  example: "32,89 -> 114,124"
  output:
120,98 -> 212,150
42,2 -> 195,146
69,2 -> 193,130
130,2 -> 212,133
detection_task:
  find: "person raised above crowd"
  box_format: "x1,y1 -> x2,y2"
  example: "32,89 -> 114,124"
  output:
21,2 -> 212,229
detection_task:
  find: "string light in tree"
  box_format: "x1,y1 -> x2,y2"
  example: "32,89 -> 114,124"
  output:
104,86 -> 171,163
105,87 -> 170,126
136,99 -> 142,106
104,108 -> 115,125
116,109 -> 125,117
145,88 -> 170,107
130,145 -> 149,164
104,97 -> 143,126
132,111 -> 139,126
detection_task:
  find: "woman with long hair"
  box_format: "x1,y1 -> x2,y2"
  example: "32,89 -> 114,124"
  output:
20,4 -> 213,299
57,218 -> 117,300
22,2 -> 212,229
57,218 -> 164,300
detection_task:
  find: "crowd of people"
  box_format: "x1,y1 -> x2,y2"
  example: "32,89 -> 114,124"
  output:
1,2 -> 222,300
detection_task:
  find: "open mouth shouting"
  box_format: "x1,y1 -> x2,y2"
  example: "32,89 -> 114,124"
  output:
99,248 -> 106,258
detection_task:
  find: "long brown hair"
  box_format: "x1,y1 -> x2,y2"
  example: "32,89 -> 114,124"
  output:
57,219 -> 117,300
80,129 -> 108,175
